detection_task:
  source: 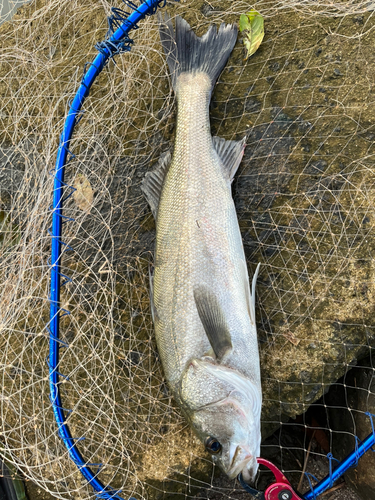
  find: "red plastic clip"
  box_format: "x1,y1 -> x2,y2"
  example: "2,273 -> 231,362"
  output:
257,458 -> 304,500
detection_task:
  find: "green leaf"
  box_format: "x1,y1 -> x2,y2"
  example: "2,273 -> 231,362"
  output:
239,10 -> 264,60
239,13 -> 251,33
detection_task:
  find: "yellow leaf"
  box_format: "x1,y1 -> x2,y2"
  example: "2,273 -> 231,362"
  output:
73,174 -> 94,213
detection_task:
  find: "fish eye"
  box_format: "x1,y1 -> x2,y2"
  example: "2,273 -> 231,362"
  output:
205,436 -> 222,454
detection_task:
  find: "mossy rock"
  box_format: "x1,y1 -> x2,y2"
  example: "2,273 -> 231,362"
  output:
2,0 -> 375,498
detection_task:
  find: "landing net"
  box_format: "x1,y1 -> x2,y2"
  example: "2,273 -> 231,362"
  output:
1,1 -> 375,499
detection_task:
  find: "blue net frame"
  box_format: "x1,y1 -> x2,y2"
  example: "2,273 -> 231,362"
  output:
302,412 -> 375,499
48,2 -> 166,498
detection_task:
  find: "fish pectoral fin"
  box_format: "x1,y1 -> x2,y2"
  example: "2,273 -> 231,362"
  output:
240,260 -> 261,326
212,136 -> 246,182
193,285 -> 232,361
141,149 -> 172,219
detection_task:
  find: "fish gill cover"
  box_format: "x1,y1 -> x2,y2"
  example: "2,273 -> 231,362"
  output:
1,1 -> 375,499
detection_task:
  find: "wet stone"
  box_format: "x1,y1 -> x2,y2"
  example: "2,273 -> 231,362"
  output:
129,351 -> 142,365
244,98 -> 261,114
269,62 -> 280,72
304,160 -> 328,175
353,15 -> 364,24
200,2 -> 215,17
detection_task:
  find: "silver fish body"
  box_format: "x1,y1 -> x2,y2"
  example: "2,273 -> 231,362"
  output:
142,15 -> 262,482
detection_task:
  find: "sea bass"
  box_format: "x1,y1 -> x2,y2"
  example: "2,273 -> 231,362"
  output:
142,14 -> 262,482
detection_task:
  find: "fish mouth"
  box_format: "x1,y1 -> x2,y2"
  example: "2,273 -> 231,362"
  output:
227,457 -> 256,480
240,460 -> 258,483
227,462 -> 248,479
227,445 -> 258,481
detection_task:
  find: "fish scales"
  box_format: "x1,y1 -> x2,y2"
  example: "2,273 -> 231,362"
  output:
155,73 -> 258,389
142,14 -> 262,482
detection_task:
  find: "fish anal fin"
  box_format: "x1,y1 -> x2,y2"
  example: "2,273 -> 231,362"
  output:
212,136 -> 246,182
193,285 -> 232,361
141,150 -> 172,219
240,260 -> 260,326
148,262 -> 159,323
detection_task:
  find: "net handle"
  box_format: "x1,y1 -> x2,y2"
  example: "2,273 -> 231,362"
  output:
303,422 -> 375,499
48,2 -> 166,498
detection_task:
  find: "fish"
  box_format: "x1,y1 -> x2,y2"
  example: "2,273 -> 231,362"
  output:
141,14 -> 262,483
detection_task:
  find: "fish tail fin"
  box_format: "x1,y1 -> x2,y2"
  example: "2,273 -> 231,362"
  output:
158,13 -> 238,94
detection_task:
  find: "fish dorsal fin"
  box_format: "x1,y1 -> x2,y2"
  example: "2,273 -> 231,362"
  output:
193,285 -> 232,361
240,261 -> 260,326
212,136 -> 246,182
141,150 -> 172,219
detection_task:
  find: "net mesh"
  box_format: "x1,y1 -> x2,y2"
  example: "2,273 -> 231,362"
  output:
1,1 -> 375,499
